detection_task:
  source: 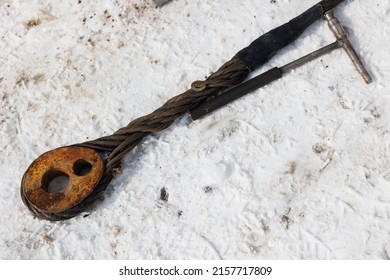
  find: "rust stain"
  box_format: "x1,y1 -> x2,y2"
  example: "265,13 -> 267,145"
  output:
286,161 -> 297,175
26,18 -> 42,29
33,73 -> 45,84
15,73 -> 30,86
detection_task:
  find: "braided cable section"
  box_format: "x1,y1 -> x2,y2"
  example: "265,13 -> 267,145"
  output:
78,1 -> 349,177
79,56 -> 249,173
23,0 -> 347,221
31,56 -> 250,220
24,56 -> 248,221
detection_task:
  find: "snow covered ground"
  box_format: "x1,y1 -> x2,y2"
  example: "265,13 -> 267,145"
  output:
1,0 -> 389,259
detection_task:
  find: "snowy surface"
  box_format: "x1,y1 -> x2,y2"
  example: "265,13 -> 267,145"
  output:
1,0 -> 390,259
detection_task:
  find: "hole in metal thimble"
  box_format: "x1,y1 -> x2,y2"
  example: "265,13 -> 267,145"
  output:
73,159 -> 93,176
42,169 -> 70,193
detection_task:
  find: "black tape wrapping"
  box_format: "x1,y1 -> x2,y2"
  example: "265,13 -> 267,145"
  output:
236,4 -> 323,71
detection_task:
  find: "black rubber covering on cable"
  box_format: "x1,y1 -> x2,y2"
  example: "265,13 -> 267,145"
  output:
236,4 -> 323,71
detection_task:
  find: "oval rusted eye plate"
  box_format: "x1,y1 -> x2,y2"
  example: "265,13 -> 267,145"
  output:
21,146 -> 104,214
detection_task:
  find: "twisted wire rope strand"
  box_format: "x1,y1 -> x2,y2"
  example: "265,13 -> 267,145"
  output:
22,0 -> 346,221
25,56 -> 251,221
79,56 -> 249,174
